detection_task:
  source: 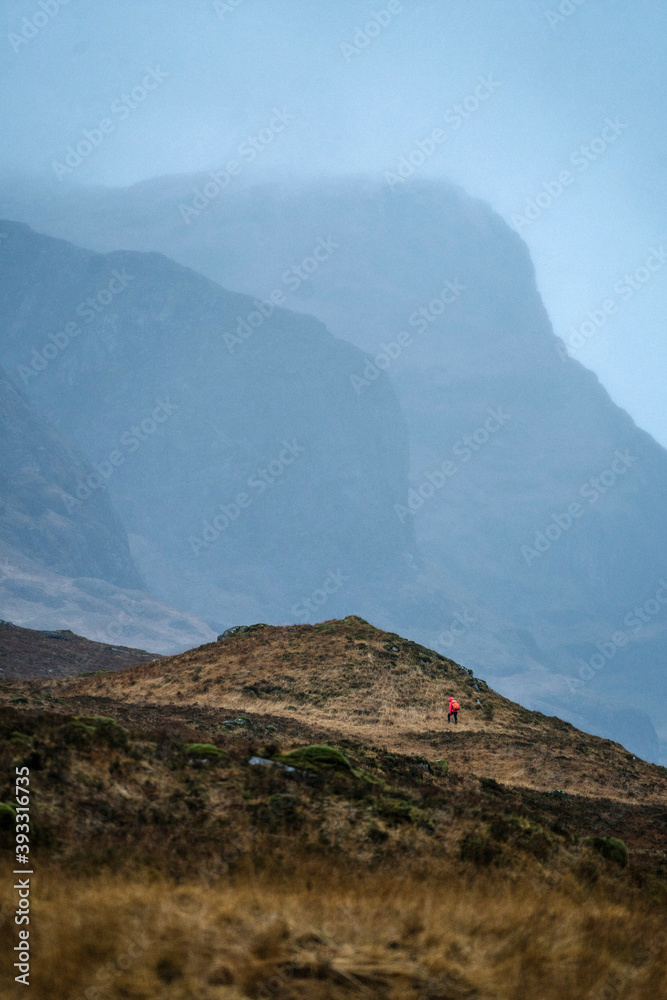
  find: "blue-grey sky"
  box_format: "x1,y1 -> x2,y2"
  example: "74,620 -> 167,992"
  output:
1,0 -> 665,446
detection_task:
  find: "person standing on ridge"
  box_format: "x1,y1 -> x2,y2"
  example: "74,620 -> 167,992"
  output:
448,696 -> 460,724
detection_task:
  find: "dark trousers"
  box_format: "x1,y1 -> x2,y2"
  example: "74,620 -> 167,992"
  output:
448,711 -> 458,724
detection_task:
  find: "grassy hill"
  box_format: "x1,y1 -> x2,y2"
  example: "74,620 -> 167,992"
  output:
1,616 -> 666,999
61,616 -> 667,804
0,620 -> 160,679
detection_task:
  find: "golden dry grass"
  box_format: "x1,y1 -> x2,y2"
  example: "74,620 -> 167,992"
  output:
53,620 -> 667,805
1,867 -> 665,1000
2,620 -> 667,999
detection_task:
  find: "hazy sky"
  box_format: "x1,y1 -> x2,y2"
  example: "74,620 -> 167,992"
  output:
1,0 -> 665,445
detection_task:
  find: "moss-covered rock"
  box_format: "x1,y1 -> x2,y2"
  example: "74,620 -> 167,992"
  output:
274,744 -> 353,773
184,743 -> 229,762
217,624 -> 268,640
220,717 -> 249,728
272,744 -> 383,786
582,836 -> 628,867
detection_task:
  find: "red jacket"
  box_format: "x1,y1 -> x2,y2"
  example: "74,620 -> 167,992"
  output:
449,698 -> 460,713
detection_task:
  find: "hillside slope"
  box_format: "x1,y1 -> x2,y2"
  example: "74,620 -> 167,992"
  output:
0,619 -> 159,679
60,617 -> 667,805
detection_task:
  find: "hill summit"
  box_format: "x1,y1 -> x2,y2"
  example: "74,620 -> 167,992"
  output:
64,615 -> 667,805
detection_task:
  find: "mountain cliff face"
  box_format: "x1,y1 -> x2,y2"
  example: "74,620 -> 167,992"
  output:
0,220 -> 414,631
1,181 -> 666,761
0,362 -> 216,652
0,363 -> 141,588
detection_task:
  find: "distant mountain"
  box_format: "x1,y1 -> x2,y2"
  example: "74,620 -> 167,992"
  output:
0,362 -> 140,588
0,219 -> 550,700
0,619 -> 159,680
0,546 -> 217,654
0,220 -> 416,632
1,181 -> 665,764
0,361 -> 216,652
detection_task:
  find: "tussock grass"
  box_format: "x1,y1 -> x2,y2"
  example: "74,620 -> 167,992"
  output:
1,867 -> 665,999
1,618 -> 667,998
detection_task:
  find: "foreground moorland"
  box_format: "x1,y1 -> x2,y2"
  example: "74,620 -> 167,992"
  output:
1,617 -> 666,999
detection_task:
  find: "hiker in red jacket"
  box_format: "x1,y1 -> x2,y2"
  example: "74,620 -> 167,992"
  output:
448,697 -> 460,724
